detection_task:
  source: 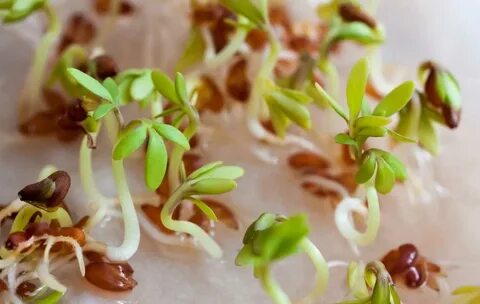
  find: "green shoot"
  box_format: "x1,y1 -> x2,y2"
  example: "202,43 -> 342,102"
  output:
236,213 -> 329,304
340,261 -> 402,304
315,57 -> 415,245
161,162 -> 244,258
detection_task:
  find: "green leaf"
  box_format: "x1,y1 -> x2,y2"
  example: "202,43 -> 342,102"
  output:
93,103 -> 115,120
390,286 -> 401,304
190,198 -> 218,221
131,71 -> 154,101
380,152 -> 407,182
152,123 -> 190,150
355,115 -> 391,129
270,91 -> 311,129
103,77 -> 119,105
357,127 -> 387,137
67,68 -> 112,102
188,162 -> 223,180
387,129 -> 416,143
452,286 -> 480,295
145,129 -> 168,191
118,76 -> 135,105
335,133 -> 357,146
394,102 -> 419,140
356,153 -> 377,184
191,178 -> 237,195
373,81 -> 415,116
266,96 -> 290,138
176,27 -> 206,72
418,112 -> 439,155
219,0 -> 265,26
34,291 -> 64,304
375,158 -> 396,194
335,22 -> 383,45
346,58 -> 369,120
193,166 -> 244,181
175,73 -> 188,103
151,71 -> 181,104
314,83 -> 348,121
436,70 -> 462,109
243,213 -> 278,245
235,243 -> 256,266
251,214 -> 309,262
279,88 -> 313,105
112,124 -> 148,160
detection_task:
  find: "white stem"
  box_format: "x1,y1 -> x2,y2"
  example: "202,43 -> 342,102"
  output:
106,160 -> 140,261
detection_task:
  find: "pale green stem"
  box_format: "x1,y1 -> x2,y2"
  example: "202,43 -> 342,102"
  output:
205,18 -> 249,70
79,135 -> 111,230
106,160 -> 140,261
160,182 -> 222,258
18,4 -> 61,124
334,182 -> 380,246
247,29 -> 281,123
299,238 -> 329,303
167,108 -> 199,192
104,112 -> 119,146
257,265 -> 291,304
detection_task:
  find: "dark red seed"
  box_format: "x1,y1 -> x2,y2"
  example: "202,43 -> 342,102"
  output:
5,231 -> 28,250
85,262 -> 137,291
67,100 -> 88,122
405,264 -> 427,288
0,279 -> 7,292
141,204 -> 175,235
442,104 -> 461,129
16,282 -> 36,298
196,76 -> 224,113
246,29 -> 268,51
74,216 -> 90,229
19,112 -> 58,136
18,171 -> 71,210
397,243 -> 419,271
84,251 -> 108,263
94,0 -> 135,16
183,153 -> 203,176
42,88 -> 68,113
94,55 -> 119,80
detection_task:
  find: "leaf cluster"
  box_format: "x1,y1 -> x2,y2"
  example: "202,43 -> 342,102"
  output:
235,213 -> 310,268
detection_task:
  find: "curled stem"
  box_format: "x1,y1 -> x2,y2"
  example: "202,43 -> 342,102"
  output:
18,3 -> 61,124
255,238 -> 329,304
334,183 -> 380,246
106,160 -> 140,261
160,182 -> 222,259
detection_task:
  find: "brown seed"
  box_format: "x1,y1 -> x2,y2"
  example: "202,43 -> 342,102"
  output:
51,227 -> 86,247
19,112 -> 58,136
189,134 -> 199,149
301,181 -> 342,201
74,216 -> 90,229
85,262 -> 137,291
442,104 -> 461,129
156,179 -> 170,198
84,251 -> 108,263
59,13 -> 96,53
261,120 -> 276,134
246,29 -> 268,51
382,244 -> 419,275
425,68 -> 442,108
339,3 -> 377,28
203,199 -> 238,230
269,5 -> 292,33
405,262 -> 427,288
93,55 -> 119,80
275,56 -> 299,79
16,282 -> 36,298
141,204 -> 175,235
67,99 -> 88,122
192,3 -> 225,26
5,231 -> 28,250
226,57 -> 251,102
25,222 -> 51,238
207,6 -> 236,52
288,36 -> 316,54
196,76 -> 224,113
288,152 -> 330,171
18,171 -> 71,210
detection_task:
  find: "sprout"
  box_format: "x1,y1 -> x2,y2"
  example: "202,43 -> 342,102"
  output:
315,58 -> 415,245
341,261 -> 402,304
236,213 -> 329,304
452,286 -> 480,304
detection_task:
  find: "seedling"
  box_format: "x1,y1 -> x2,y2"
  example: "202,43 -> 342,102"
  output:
315,58 -> 415,245
236,213 -> 328,304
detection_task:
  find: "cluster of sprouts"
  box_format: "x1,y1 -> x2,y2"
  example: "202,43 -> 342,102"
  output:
0,0 -> 469,303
